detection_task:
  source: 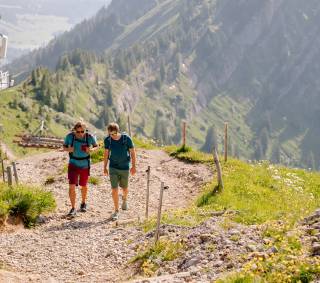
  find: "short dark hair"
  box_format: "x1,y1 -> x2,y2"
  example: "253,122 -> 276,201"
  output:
107,123 -> 120,133
73,121 -> 86,131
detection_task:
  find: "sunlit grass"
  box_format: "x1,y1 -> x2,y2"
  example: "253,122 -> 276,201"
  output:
0,183 -> 56,227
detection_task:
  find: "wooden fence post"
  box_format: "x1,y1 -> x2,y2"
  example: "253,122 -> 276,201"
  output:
1,157 -> 5,182
12,162 -> 19,184
155,182 -> 168,244
213,148 -> 224,190
127,115 -> 132,137
224,122 -> 228,162
145,166 -> 151,220
182,121 -> 186,147
6,166 -> 12,186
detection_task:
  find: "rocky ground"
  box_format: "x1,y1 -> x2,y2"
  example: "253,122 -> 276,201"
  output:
303,209 -> 320,257
1,149 -> 319,282
0,149 -> 214,282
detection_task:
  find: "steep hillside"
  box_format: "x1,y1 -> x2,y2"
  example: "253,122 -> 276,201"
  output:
4,0 -> 320,169
0,0 -> 111,62
0,82 -> 103,156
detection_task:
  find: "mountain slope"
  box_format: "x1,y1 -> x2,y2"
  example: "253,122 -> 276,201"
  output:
4,0 -> 320,169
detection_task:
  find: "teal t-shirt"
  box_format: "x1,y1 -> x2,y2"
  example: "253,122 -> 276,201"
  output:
104,134 -> 134,170
64,133 -> 97,168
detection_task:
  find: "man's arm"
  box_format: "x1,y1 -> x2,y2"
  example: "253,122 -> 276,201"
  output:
88,143 -> 99,153
63,146 -> 74,153
62,134 -> 73,153
130,148 -> 136,175
104,149 -> 109,175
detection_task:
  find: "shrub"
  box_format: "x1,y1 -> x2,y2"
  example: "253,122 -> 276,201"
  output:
44,176 -> 55,185
88,176 -> 101,185
130,239 -> 184,276
0,184 -> 56,227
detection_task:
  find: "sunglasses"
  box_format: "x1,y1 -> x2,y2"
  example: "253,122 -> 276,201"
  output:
76,130 -> 85,134
110,132 -> 117,136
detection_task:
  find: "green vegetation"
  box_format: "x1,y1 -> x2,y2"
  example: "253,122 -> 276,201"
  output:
5,0 -> 320,170
164,145 -> 213,164
164,146 -> 320,227
197,160 -> 320,226
0,183 -> 56,227
130,238 -> 184,277
218,225 -> 320,282
90,137 -> 157,165
44,176 -> 55,185
88,176 -> 101,185
140,145 -> 320,281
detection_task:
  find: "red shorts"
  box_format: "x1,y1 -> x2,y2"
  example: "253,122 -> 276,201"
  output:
68,164 -> 90,186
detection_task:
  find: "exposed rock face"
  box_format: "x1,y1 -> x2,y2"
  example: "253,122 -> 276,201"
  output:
302,209 -> 320,256
7,0 -> 320,168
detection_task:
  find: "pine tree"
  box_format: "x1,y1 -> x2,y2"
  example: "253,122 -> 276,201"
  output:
271,142 -> 281,164
57,55 -> 71,71
57,92 -> 67,112
254,140 -> 264,160
106,82 -> 113,106
31,70 -> 37,86
41,73 -> 50,93
44,88 -> 53,107
117,113 -> 127,132
201,126 -> 218,153
259,127 -> 270,155
160,61 -> 166,82
306,151 -> 316,170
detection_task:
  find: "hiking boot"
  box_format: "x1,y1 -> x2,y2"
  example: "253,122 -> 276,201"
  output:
67,208 -> 76,218
111,211 -> 119,221
121,198 -> 128,211
80,203 -> 87,212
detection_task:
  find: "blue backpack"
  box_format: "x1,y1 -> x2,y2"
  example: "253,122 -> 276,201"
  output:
106,132 -> 130,161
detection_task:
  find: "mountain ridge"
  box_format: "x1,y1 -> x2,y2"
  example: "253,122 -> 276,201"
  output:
3,0 -> 320,169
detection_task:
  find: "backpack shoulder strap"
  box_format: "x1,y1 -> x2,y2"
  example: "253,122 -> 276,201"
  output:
106,135 -> 112,150
122,132 -> 130,151
70,132 -> 75,147
85,133 -> 90,147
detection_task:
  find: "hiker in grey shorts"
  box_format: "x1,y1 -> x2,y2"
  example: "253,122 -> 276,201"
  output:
103,123 -> 136,220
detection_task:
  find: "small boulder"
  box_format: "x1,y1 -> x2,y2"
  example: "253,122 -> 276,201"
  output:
184,257 -> 201,268
312,243 -> 320,256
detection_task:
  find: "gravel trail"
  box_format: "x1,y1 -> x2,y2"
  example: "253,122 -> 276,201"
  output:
0,149 -> 212,282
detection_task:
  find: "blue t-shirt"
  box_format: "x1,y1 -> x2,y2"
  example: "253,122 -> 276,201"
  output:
104,134 -> 134,170
64,133 -> 97,168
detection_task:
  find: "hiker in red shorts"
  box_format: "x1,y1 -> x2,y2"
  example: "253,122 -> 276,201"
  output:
63,121 -> 98,217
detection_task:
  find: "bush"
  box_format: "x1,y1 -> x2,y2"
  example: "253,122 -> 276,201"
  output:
44,176 -> 55,185
0,184 -> 56,227
88,176 -> 101,185
164,145 -> 213,164
130,239 -> 184,276
0,200 -> 9,222
91,146 -> 104,164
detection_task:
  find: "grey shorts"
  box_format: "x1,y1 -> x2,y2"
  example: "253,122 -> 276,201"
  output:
109,167 -> 129,189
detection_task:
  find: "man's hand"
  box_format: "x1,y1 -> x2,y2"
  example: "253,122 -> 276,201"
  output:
62,147 -> 74,153
130,166 -> 136,176
104,168 -> 109,176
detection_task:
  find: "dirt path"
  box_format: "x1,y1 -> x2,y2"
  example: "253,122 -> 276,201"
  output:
0,149 -> 213,282
0,142 -> 16,161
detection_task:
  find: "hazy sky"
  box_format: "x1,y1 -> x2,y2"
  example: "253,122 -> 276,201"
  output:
0,0 -> 111,61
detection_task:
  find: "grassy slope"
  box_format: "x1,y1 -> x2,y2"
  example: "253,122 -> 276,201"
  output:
0,82 -> 103,157
0,183 -> 56,227
140,145 -> 320,282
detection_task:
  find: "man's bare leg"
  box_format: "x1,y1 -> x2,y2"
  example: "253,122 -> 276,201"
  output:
122,188 -> 128,201
69,184 -> 76,208
112,188 -> 119,211
121,188 -> 128,210
81,186 -> 88,204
